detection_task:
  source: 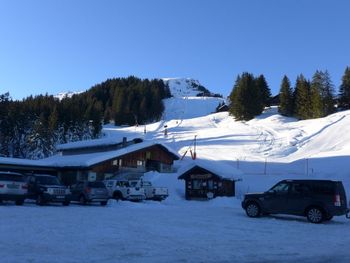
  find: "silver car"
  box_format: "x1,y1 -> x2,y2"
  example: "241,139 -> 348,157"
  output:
70,181 -> 109,206
0,171 -> 27,205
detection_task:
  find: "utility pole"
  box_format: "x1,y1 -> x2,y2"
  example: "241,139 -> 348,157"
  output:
193,135 -> 197,160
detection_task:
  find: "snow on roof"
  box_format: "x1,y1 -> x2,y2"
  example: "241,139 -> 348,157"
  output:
56,135 -> 142,151
44,141 -> 179,168
177,159 -> 243,180
0,141 -> 179,169
0,156 -> 52,167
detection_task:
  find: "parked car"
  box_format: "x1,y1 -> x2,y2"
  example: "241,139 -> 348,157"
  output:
242,179 -> 350,223
104,179 -> 146,201
0,171 -> 27,205
27,174 -> 71,206
70,181 -> 109,206
129,180 -> 169,201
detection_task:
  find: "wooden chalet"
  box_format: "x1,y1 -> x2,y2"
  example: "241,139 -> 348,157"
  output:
0,138 -> 179,185
178,162 -> 241,200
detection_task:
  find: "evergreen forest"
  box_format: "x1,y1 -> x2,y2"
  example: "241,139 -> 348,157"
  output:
0,76 -> 171,159
229,67 -> 350,121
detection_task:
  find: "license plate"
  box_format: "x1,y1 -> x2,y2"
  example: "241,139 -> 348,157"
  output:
56,195 -> 65,199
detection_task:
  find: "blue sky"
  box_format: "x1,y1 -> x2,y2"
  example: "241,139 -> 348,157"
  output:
0,0 -> 349,100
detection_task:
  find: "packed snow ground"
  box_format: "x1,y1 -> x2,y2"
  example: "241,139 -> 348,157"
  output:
2,196 -> 350,263
2,79 -> 350,262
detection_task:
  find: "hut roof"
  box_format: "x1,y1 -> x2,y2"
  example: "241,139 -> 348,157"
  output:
177,159 -> 243,180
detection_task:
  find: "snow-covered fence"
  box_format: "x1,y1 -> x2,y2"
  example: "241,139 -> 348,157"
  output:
233,158 -> 312,177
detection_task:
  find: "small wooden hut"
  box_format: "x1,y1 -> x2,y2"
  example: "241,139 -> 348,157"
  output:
178,162 -> 241,200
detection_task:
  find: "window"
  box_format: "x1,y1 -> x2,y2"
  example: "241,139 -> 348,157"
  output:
87,181 -> 105,188
291,183 -> 311,194
0,173 -> 24,182
270,182 -> 289,193
192,180 -> 202,190
208,180 -> 214,190
106,181 -> 114,187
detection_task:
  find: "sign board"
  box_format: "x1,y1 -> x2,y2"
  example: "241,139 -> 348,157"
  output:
190,173 -> 212,179
88,172 -> 97,181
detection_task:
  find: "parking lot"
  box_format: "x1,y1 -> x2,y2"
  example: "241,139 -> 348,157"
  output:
1,198 -> 350,263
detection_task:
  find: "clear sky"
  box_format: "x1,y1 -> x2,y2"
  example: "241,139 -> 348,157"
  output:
0,0 -> 349,100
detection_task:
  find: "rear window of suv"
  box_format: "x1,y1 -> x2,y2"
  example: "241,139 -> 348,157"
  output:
36,176 -> 61,185
87,182 -> 105,188
0,173 -> 25,182
310,182 -> 335,195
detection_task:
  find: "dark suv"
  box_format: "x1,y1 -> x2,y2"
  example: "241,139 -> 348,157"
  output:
242,179 -> 349,223
27,174 -> 71,206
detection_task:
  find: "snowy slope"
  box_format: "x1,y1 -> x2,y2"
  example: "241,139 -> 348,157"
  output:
101,105 -> 350,196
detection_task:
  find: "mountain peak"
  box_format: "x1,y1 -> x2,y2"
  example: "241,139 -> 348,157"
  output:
162,78 -> 213,98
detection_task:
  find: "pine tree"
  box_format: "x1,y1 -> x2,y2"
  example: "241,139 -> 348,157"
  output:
278,76 -> 294,116
294,75 -> 312,120
310,71 -> 324,118
256,75 -> 271,107
310,70 -> 335,118
339,66 -> 350,109
229,73 -> 264,121
310,84 -> 323,118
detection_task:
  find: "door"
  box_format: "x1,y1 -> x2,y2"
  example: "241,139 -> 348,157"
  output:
287,182 -> 312,215
263,181 -> 290,214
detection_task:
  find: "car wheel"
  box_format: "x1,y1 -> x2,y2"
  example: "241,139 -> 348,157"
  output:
15,199 -> 24,206
113,192 -> 123,201
79,195 -> 87,205
100,201 -> 107,206
36,195 -> 44,206
245,202 -> 261,218
306,207 -> 324,224
63,200 -> 70,206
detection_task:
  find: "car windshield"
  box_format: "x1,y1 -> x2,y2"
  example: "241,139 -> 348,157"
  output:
36,176 -> 61,185
129,181 -> 138,187
87,182 -> 105,188
0,173 -> 24,182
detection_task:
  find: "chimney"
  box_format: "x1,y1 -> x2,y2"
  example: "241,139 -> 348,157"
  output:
122,137 -> 127,147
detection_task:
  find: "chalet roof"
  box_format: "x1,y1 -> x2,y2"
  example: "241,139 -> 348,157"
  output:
0,156 -> 53,168
177,159 -> 243,180
0,141 -> 179,169
42,141 -> 180,168
56,135 -> 142,151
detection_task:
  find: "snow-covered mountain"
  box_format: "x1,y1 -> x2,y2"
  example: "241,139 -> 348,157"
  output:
162,78 -> 209,97
54,91 -> 83,100
161,78 -> 225,120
